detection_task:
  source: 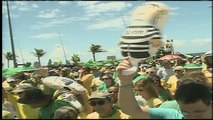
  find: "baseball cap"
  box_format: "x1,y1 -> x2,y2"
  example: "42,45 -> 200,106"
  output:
205,50 -> 212,56
88,91 -> 110,101
6,77 -> 16,83
173,66 -> 184,71
12,83 -> 33,93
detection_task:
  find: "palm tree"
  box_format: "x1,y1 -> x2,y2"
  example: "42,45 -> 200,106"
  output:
89,44 -> 106,61
4,52 -> 13,68
32,48 -> 46,67
71,54 -> 80,64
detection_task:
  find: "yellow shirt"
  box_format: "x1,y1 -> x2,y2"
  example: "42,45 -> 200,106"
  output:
90,77 -> 104,91
17,103 -> 38,119
146,98 -> 163,108
86,109 -> 131,119
167,75 -> 179,95
202,66 -> 212,88
80,74 -> 94,95
6,92 -> 38,119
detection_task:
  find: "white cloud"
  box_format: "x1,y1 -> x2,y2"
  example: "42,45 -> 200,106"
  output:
76,1 -> 101,6
170,7 -> 179,10
14,1 -> 28,6
32,4 -> 39,8
31,33 -> 58,40
85,2 -> 132,13
31,17 -> 74,29
77,1 -> 132,18
19,7 -> 31,12
3,1 -> 38,13
173,38 -> 211,53
170,12 -> 179,16
37,9 -> 60,18
87,17 -> 124,30
58,1 -> 71,5
5,13 -> 20,18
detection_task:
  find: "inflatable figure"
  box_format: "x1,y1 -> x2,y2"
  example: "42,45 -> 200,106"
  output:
119,2 -> 170,75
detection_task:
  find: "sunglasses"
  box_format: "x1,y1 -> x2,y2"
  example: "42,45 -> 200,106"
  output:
108,91 -> 118,94
89,100 -> 106,106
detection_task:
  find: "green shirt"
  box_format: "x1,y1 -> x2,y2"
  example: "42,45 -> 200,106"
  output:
37,99 -> 71,119
148,108 -> 184,119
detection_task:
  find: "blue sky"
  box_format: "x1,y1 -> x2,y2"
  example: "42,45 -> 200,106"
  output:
2,1 -> 212,68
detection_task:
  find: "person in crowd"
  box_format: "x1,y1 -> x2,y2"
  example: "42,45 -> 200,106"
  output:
53,85 -> 93,119
2,110 -> 15,119
53,106 -> 80,119
134,77 -> 164,108
86,91 -> 132,119
2,77 -> 25,119
186,56 -> 193,64
90,71 -> 104,92
97,73 -> 117,92
167,66 -> 185,96
157,60 -> 174,81
116,57 -> 212,119
202,50 -> 212,88
31,73 -> 56,96
145,68 -> 156,77
174,58 -> 187,67
2,77 -> 20,90
2,87 -> 18,119
11,83 -> 38,119
79,67 -> 94,95
148,75 -> 173,101
60,67 -> 71,78
160,69 -> 211,111
17,88 -> 72,119
108,85 -> 120,109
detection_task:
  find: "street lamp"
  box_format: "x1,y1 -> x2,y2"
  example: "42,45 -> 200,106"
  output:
6,0 -> 17,67
58,33 -> 68,64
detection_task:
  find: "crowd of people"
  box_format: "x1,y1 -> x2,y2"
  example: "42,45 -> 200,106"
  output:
2,50 -> 212,119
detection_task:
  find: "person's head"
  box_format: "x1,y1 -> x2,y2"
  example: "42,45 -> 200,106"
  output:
83,67 -> 91,74
108,85 -> 119,103
162,60 -> 171,69
17,88 -> 52,108
173,66 -> 184,78
135,78 -> 158,99
88,91 -> 113,117
53,106 -> 79,119
203,50 -> 212,67
6,77 -> 19,88
187,56 -> 193,63
175,58 -> 187,66
20,79 -> 37,88
175,77 -> 212,119
146,68 -> 156,76
101,74 -> 114,87
12,83 -> 34,98
31,73 -> 43,83
60,67 -> 70,77
48,70 -> 60,76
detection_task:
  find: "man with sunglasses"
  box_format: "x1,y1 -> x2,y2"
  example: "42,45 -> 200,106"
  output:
86,91 -> 132,119
116,57 -> 212,119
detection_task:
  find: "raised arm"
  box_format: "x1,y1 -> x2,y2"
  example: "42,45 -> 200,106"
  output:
116,57 -> 150,119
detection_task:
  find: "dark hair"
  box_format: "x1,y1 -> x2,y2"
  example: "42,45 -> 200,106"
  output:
54,106 -> 79,119
183,71 -> 208,85
135,78 -> 159,98
175,79 -> 211,105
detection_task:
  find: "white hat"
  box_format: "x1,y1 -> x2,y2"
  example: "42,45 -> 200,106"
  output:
6,77 -> 16,83
205,50 -> 212,56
